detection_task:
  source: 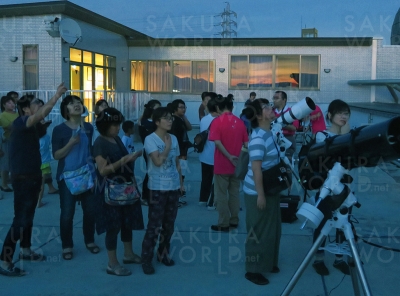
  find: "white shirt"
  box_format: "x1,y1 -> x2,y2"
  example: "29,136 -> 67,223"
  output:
120,135 -> 135,153
199,114 -> 217,165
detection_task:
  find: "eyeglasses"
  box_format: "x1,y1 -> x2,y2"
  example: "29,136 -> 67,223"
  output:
272,96 -> 280,101
261,103 -> 274,109
161,116 -> 174,122
337,112 -> 350,117
178,106 -> 187,109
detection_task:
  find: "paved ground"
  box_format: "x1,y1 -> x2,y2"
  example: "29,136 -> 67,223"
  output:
0,128 -> 399,296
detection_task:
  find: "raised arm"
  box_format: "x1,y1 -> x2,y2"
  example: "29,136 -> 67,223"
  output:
26,82 -> 67,128
148,134 -> 172,167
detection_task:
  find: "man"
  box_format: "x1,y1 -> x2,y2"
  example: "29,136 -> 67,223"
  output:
209,97 -> 248,232
244,91 -> 256,106
169,99 -> 192,206
198,91 -> 210,121
272,91 -> 299,161
0,83 -> 67,277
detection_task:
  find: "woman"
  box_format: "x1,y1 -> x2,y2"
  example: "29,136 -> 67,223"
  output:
242,99 -> 280,285
198,93 -> 218,208
141,107 -> 183,275
0,95 -> 18,192
139,99 -> 161,205
52,95 -> 99,260
93,107 -> 144,276
312,99 -> 352,276
93,99 -> 109,143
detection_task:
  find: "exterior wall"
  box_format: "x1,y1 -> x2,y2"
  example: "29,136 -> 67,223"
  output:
0,14 -> 131,92
129,43 -> 374,105
376,39 -> 400,103
60,15 -> 130,91
0,14 -> 63,91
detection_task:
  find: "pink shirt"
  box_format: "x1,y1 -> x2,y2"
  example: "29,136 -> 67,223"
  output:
310,105 -> 326,134
209,112 -> 248,175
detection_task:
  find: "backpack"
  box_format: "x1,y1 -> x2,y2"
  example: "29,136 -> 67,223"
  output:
193,129 -> 209,153
297,132 -> 328,191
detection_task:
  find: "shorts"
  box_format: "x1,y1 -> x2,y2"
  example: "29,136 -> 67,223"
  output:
41,163 -> 52,183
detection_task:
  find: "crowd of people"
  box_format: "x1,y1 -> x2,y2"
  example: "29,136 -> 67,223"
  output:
0,87 -> 354,285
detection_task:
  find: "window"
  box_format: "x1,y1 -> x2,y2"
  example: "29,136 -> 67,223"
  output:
23,45 -> 38,90
131,60 -> 215,93
230,54 -> 320,90
68,48 -> 117,122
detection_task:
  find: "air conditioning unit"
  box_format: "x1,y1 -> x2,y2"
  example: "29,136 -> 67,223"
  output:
44,17 -> 60,38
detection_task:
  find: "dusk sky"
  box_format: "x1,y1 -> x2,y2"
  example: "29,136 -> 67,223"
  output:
3,0 -> 400,44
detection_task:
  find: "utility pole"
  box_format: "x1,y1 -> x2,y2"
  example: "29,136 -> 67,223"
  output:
215,2 -> 237,38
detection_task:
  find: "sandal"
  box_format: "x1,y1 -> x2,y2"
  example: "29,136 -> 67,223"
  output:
123,253 -> 142,264
106,265 -> 132,276
62,248 -> 73,260
0,264 -> 26,277
86,243 -> 100,254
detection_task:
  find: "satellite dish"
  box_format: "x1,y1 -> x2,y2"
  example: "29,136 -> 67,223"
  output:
59,18 -> 82,45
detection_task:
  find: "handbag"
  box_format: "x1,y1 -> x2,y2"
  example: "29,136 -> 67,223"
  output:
262,141 -> 291,195
262,159 -> 291,195
234,146 -> 249,180
63,163 -> 94,195
104,179 -> 141,206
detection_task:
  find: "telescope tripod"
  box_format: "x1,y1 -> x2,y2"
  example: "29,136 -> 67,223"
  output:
282,162 -> 373,296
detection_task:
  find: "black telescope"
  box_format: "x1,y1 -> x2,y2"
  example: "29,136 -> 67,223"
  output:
307,116 -> 400,172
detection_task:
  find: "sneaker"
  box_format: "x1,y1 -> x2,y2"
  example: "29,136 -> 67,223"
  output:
333,259 -> 350,275
207,206 -> 216,211
312,260 -> 329,276
142,262 -> 155,275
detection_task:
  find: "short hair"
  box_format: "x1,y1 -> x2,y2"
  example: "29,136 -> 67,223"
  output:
201,91 -> 209,101
17,95 -> 34,116
6,91 -> 18,98
60,95 -> 83,120
152,107 -> 172,124
250,91 -> 256,97
206,97 -> 218,113
96,107 -> 125,136
243,98 -> 270,128
168,99 -> 185,113
122,120 -> 134,133
94,99 -> 109,115
326,99 -> 351,122
275,90 -> 287,101
1,95 -> 15,112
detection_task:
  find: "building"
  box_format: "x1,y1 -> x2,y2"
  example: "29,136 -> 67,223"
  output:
1,1 -> 399,126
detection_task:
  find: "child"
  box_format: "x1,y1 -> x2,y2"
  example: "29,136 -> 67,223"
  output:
121,120 -> 135,153
37,119 -> 59,208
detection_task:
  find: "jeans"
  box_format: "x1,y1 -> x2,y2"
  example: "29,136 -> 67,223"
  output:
0,176 -> 42,263
58,179 -> 96,249
199,162 -> 214,203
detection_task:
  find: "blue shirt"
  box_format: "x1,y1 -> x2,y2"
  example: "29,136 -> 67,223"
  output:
52,122 -> 94,181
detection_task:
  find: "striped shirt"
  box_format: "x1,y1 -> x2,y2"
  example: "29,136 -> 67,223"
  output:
243,127 -> 280,195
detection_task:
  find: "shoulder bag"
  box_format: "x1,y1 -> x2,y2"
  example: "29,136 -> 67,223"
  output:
262,141 -> 291,195
104,137 -> 141,206
234,146 -> 249,180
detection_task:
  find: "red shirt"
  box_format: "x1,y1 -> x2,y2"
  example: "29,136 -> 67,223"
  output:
209,112 -> 248,175
309,105 -> 326,134
274,106 -> 300,136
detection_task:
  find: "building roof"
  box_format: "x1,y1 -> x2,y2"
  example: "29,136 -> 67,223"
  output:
0,1 -> 374,47
129,37 -> 373,47
0,1 -> 149,40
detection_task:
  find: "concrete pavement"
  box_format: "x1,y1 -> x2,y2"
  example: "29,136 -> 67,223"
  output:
0,128 -> 399,296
